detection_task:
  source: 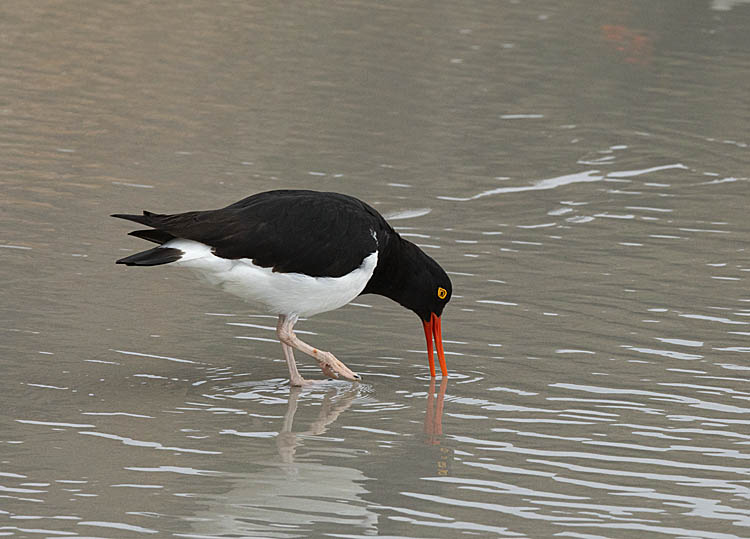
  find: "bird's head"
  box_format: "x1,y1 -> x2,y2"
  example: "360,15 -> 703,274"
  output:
399,251 -> 452,378
364,235 -> 453,378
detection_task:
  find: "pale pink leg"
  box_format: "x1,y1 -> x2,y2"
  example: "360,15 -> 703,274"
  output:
282,343 -> 307,387
276,316 -> 308,386
276,314 -> 361,383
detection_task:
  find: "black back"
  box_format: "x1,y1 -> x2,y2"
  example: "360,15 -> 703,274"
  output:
113,190 -> 393,278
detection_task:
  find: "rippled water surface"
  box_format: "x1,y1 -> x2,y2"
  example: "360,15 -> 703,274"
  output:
2,1 -> 750,537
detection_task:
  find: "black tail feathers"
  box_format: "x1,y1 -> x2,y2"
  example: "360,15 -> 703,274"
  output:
128,229 -> 176,245
115,247 -> 183,266
111,212 -> 158,227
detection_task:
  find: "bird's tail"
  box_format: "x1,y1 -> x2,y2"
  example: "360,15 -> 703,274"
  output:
111,212 -> 177,245
111,211 -> 164,227
115,246 -> 183,266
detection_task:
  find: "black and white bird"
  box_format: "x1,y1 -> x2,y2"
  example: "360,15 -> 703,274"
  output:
113,189 -> 452,386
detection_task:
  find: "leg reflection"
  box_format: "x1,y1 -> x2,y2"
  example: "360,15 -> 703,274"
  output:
276,385 -> 358,464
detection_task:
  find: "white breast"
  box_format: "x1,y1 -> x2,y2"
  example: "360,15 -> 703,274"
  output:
164,239 -> 378,317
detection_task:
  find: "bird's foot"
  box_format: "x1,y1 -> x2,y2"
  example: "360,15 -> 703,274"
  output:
317,351 -> 361,382
289,376 -> 315,387
288,375 -> 350,387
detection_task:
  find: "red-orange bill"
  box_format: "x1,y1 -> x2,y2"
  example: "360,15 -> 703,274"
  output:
422,313 -> 447,377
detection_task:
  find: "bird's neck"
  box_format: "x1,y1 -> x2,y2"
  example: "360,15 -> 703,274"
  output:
361,234 -> 426,310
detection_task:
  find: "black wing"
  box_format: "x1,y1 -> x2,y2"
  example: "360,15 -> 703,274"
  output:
112,190 -> 390,277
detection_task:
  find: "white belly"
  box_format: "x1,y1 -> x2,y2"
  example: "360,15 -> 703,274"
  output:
164,239 -> 378,317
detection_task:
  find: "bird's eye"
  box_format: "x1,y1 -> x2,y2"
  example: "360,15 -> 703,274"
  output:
437,287 -> 447,299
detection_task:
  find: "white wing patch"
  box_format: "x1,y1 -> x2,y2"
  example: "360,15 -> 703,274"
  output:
163,239 -> 378,317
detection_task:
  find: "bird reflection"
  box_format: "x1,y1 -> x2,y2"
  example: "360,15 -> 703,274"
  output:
190,384 -> 376,537
189,380 -> 453,536
275,384 -> 358,464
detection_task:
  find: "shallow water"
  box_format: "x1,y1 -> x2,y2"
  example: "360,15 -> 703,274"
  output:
2,1 -> 750,537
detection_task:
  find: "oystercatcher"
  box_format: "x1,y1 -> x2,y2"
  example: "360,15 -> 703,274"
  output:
112,189 -> 452,385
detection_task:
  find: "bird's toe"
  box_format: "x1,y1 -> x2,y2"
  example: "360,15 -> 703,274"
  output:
318,352 -> 360,382
320,364 -> 338,379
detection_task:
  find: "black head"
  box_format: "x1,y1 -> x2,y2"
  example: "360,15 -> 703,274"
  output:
360,236 -> 452,378
391,241 -> 452,379
403,254 -> 453,322
362,236 -> 452,320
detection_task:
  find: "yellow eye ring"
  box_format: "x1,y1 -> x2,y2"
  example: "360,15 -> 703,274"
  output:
437,287 -> 447,299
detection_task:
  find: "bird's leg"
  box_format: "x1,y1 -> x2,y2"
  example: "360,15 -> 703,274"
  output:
276,314 -> 361,382
282,342 -> 307,387
277,315 -> 308,387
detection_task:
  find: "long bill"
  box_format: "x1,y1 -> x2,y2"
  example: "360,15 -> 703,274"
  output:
422,312 -> 448,378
